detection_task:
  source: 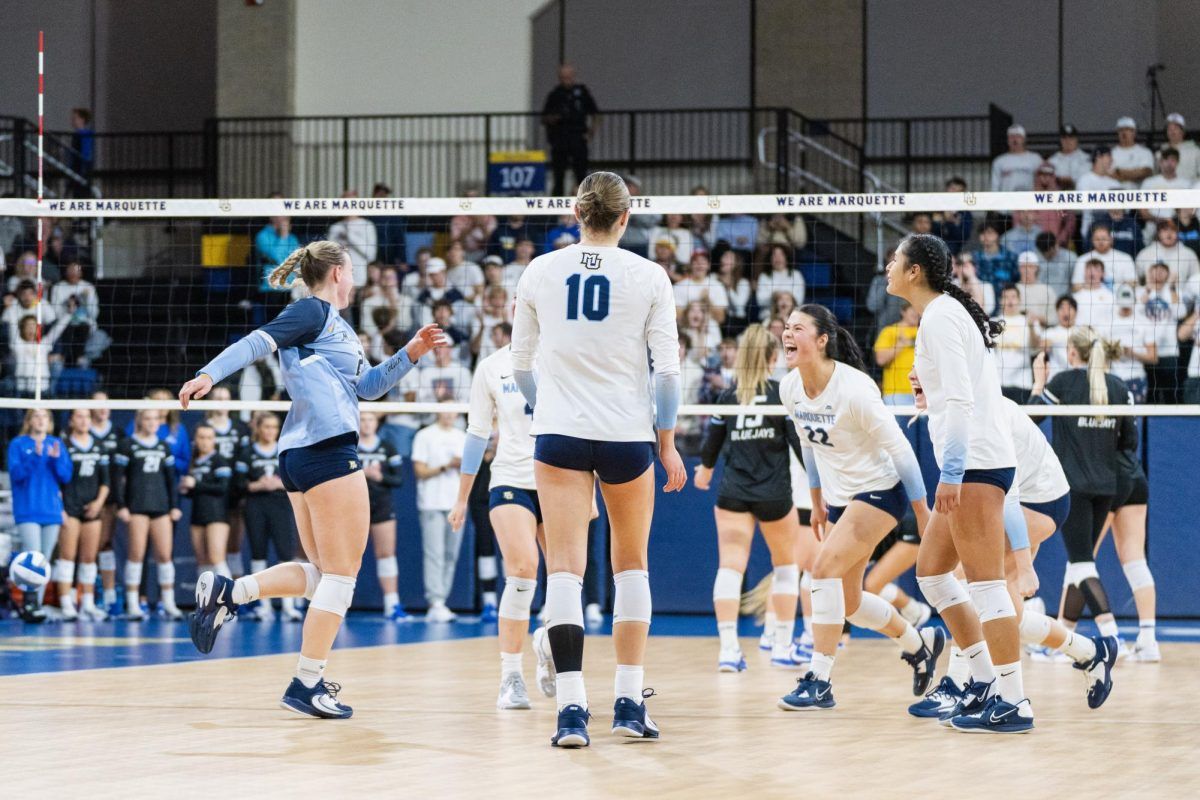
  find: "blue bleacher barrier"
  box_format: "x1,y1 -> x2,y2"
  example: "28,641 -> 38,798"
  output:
798,261 -> 833,288
52,367 -> 98,398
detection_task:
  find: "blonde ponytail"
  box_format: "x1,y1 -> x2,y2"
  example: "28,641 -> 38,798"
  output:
734,324 -> 776,406
269,240 -> 345,290
1068,326 -> 1123,407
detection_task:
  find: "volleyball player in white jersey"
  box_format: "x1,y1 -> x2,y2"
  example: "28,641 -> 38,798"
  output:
448,329 -> 555,710
774,305 -> 942,711
909,383 -> 1119,714
511,171 -> 686,748
886,233 -> 1031,733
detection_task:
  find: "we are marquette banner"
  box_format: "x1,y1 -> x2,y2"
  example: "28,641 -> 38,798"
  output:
3,189 -> 1199,218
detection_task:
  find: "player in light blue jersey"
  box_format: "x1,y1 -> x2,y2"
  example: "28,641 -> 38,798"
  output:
180,240 -> 444,718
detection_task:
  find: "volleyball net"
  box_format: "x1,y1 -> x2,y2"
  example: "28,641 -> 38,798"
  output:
1,189 -> 1198,431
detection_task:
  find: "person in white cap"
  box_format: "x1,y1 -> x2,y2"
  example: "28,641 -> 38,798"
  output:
1111,117 -> 1154,189
1161,112 -> 1200,182
991,124 -> 1043,192
1050,124 -> 1089,188
1107,283 -> 1158,402
1015,250 -> 1056,327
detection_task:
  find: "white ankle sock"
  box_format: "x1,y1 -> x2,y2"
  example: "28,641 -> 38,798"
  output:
1138,621 -> 1156,643
232,576 -> 260,604
1097,617 -> 1120,638
483,590 -> 497,607
214,560 -> 231,579
81,593 -> 97,612
946,645 -> 970,685
383,591 -> 400,614
895,622 -> 922,654
773,618 -> 795,652
962,640 -> 996,684
717,620 -> 739,651
125,589 -> 140,612
103,588 -> 117,606
500,651 -> 522,677
556,671 -> 587,710
810,652 -> 835,681
1061,630 -> 1096,663
296,655 -> 326,689
614,664 -> 644,701
994,661 -> 1024,703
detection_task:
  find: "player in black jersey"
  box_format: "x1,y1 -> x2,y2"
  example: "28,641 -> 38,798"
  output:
1030,329 -> 1132,645
114,409 -> 182,621
693,325 -> 807,672
183,424 -> 234,583
89,391 -> 125,613
237,412 -> 302,621
358,411 -> 408,620
56,408 -> 111,621
1096,448 -> 1158,661
204,387 -> 251,579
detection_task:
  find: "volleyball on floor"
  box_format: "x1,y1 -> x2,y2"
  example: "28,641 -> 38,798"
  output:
9,551 -> 51,588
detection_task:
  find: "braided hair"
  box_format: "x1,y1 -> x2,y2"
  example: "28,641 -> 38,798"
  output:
900,233 -> 1004,348
797,304 -> 867,372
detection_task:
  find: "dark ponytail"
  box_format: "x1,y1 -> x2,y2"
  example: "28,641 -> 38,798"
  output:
798,303 -> 867,372
900,233 -> 1004,349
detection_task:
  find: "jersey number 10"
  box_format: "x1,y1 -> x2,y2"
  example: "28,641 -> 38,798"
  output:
565,274 -> 610,321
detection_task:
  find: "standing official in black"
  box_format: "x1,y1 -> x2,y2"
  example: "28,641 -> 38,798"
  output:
541,64 -> 599,196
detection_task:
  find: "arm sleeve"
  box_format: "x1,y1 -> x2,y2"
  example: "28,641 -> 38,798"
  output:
1002,488 -> 1031,551
97,455 -> 111,490
654,372 -> 681,430
54,440 -> 74,485
199,298 -> 325,383
113,442 -> 130,507
7,440 -> 30,483
460,433 -> 489,477
465,364 -> 497,440
1116,382 -> 1139,451
234,451 -> 251,494
929,318 -> 973,485
648,274 -> 682,430
801,445 -> 821,489
357,347 -> 416,400
854,393 -> 927,502
698,402 -> 729,469
510,268 -> 541,375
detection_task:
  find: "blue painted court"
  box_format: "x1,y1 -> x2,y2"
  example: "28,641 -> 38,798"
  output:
3,613 -> 1198,676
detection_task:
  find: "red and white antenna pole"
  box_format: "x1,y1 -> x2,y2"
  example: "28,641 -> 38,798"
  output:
34,30 -> 45,402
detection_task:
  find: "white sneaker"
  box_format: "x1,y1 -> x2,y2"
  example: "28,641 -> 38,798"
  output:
281,598 -> 304,622
718,647 -> 747,672
759,629 -> 775,652
426,603 -> 457,623
496,672 -> 532,710
532,626 -> 557,697
160,604 -> 184,621
584,603 -> 603,627
900,600 -> 932,628
1131,639 -> 1161,663
60,597 -> 79,621
78,605 -> 106,622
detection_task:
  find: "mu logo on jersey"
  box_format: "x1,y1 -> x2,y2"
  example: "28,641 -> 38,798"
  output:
579,252 -> 602,270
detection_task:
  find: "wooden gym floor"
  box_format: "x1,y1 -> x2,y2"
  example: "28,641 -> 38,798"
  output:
3,621 -> 1197,798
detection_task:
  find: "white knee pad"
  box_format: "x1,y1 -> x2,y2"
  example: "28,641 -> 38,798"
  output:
53,559 -> 76,584
98,550 -> 116,571
1019,609 -> 1053,645
309,574 -> 356,617
969,580 -> 1015,624
879,582 -> 900,603
1122,559 -> 1155,591
300,562 -> 322,600
477,556 -> 498,581
157,562 -> 175,586
376,555 -> 399,580
917,572 -> 971,612
847,592 -> 895,631
772,564 -> 800,596
1065,560 -> 1100,586
124,561 -> 143,587
613,569 -> 652,625
810,577 -> 845,625
545,572 -> 584,628
712,568 -> 742,602
800,571 -> 812,592
78,562 -> 97,585
499,576 -> 537,621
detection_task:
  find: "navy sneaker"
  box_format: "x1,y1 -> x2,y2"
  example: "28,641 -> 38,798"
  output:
950,695 -> 1034,734
612,689 -> 660,739
189,571 -> 238,654
551,704 -> 591,748
778,672 -> 836,711
900,626 -> 946,696
480,602 -> 499,623
908,675 -> 964,718
938,679 -> 992,727
1074,634 -> 1119,709
279,678 -> 353,719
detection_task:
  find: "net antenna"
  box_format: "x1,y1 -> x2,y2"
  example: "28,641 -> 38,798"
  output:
35,30 -> 45,402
